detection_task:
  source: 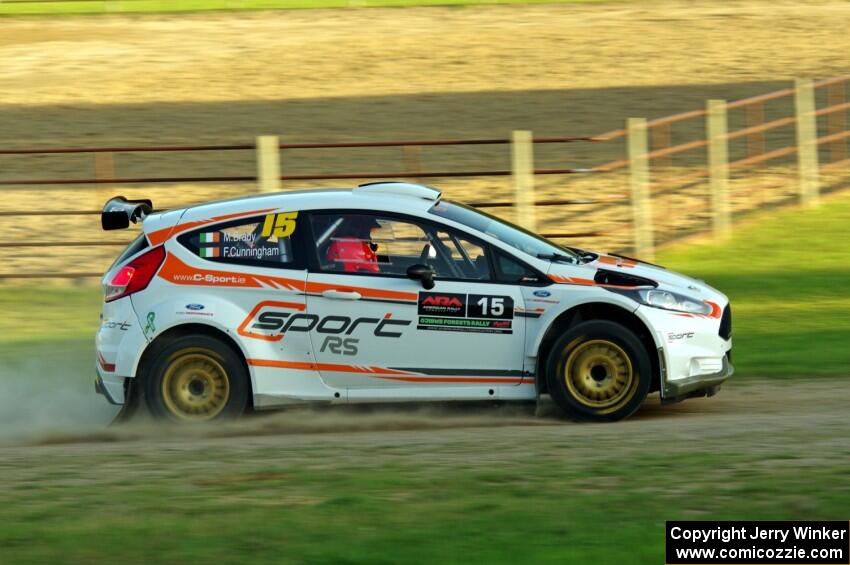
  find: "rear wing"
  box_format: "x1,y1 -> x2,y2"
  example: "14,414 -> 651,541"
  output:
102,196 -> 153,230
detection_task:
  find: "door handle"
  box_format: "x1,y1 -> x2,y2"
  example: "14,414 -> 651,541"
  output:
321,289 -> 362,300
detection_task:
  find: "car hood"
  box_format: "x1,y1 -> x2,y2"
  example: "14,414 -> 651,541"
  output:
546,253 -> 728,306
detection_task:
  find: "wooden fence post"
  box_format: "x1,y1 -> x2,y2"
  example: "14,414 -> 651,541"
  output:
256,135 -> 282,193
628,118 -> 654,260
794,79 -> 820,208
511,130 -> 536,232
707,100 -> 731,240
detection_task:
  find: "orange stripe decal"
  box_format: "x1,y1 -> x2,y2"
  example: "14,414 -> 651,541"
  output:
596,255 -> 637,268
374,376 -> 524,384
247,358 -> 415,375
157,254 -> 416,303
548,274 -> 596,286
305,280 -> 417,302
705,300 -> 722,319
548,273 -> 654,290
157,253 -> 306,290
147,207 -> 278,246
247,360 -> 524,383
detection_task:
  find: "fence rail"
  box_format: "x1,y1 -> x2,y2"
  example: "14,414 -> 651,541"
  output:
1,74 -> 849,280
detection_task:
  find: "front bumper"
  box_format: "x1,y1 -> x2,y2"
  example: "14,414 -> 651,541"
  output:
662,352 -> 734,399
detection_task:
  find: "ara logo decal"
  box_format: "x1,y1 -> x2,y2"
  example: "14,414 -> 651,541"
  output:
533,290 -> 551,298
418,292 -> 466,317
423,296 -> 463,308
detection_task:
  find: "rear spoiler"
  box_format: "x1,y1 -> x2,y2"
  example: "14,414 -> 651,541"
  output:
102,196 -> 153,230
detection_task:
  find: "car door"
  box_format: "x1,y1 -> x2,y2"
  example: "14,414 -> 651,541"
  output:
304,210 -> 528,394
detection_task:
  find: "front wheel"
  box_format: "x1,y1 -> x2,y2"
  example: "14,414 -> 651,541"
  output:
143,334 -> 250,423
546,320 -> 651,422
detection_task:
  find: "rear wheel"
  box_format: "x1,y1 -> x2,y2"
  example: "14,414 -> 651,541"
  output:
143,335 -> 249,423
546,320 -> 650,422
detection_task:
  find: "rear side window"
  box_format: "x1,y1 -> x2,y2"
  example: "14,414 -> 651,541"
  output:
179,212 -> 301,268
109,234 -> 149,270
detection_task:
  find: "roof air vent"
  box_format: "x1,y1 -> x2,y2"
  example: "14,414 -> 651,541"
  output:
354,181 -> 441,201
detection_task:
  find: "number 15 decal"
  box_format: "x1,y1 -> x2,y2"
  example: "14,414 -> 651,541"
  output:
261,212 -> 298,238
468,294 -> 514,319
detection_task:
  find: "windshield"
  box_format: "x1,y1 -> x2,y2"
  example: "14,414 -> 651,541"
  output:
428,200 -> 579,261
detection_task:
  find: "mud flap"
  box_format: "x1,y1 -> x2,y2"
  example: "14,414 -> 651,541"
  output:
110,378 -> 142,425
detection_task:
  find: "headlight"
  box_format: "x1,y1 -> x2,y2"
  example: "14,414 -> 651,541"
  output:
637,289 -> 711,315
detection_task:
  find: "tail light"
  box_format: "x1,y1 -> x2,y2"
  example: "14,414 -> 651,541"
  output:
105,245 -> 166,302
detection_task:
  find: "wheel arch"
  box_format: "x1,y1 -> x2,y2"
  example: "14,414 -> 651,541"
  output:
133,322 -> 254,407
534,301 -> 662,394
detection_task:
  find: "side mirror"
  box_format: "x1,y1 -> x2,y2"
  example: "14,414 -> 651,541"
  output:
406,264 -> 436,290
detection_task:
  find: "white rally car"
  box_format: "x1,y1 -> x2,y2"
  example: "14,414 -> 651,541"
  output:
96,182 -> 732,423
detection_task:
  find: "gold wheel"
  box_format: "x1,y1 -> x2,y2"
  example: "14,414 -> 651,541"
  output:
563,339 -> 638,415
160,348 -> 231,422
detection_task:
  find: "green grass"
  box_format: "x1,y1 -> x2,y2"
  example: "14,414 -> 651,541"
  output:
0,0 -> 618,16
657,192 -> 850,377
0,286 -> 101,347
1,431 -> 848,564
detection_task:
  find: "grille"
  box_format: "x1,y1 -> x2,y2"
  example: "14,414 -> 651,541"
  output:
719,304 -> 732,340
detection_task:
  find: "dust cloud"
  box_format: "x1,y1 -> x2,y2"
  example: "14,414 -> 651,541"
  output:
0,350 -> 120,443
0,349 -> 554,447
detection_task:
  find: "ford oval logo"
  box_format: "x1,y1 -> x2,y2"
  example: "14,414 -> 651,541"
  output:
533,290 -> 551,298
186,304 -> 205,311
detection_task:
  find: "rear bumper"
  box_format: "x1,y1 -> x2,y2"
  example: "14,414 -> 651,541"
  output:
95,372 -> 125,405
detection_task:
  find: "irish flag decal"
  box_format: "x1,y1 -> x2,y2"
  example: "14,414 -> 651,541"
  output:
199,232 -> 221,258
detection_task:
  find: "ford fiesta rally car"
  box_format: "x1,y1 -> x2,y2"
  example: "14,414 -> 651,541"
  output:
96,182 -> 732,423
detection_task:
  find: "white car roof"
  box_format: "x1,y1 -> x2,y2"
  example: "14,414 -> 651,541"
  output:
188,182 -> 440,217
141,182 -> 445,237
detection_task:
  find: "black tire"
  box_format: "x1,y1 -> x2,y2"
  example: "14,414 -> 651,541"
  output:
142,334 -> 250,423
546,320 -> 651,422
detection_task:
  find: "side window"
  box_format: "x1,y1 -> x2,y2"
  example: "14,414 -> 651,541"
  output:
310,213 -> 442,276
495,252 -> 542,284
435,230 -> 491,281
308,212 -> 494,281
180,212 -> 299,268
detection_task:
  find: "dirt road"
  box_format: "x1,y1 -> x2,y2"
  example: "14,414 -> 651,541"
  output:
3,379 -> 847,462
1,378 -> 847,563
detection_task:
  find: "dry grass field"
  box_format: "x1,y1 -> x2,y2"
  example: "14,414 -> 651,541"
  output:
0,0 -> 848,276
